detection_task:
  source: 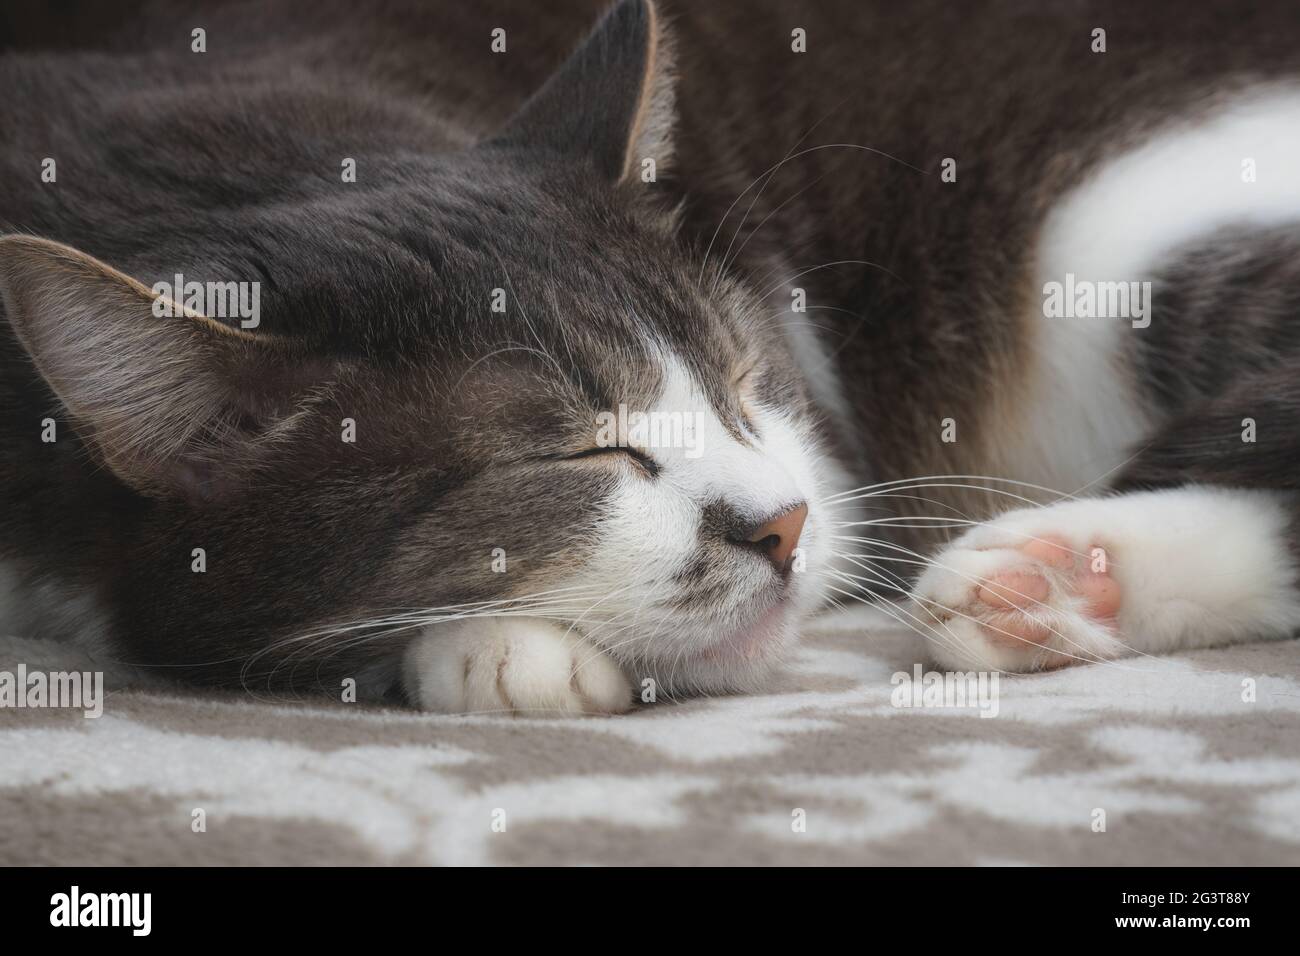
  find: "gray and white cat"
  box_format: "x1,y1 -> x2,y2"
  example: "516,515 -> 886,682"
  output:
2,0 -> 1299,714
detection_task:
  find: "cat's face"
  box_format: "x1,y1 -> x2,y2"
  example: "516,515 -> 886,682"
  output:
378,165 -> 839,695
302,155 -> 841,695
0,0 -> 841,696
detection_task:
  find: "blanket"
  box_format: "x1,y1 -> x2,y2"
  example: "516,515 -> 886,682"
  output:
3,610 -> 1298,865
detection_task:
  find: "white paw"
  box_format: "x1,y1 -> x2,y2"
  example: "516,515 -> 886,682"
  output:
402,617 -> 633,716
909,504 -> 1126,672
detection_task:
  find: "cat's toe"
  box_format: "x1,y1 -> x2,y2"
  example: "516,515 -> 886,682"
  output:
403,618 -> 632,716
486,621 -> 632,715
911,528 -> 1125,672
568,642 -> 636,714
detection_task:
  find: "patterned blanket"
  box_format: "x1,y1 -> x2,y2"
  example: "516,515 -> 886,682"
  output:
3,610 -> 1298,865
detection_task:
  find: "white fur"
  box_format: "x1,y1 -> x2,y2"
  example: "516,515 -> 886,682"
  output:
404,617 -> 632,715
572,356 -> 833,679
1042,87 -> 1300,283
1016,86 -> 1300,493
915,487 -> 1300,672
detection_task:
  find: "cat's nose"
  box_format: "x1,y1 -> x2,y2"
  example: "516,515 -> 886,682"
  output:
743,502 -> 808,574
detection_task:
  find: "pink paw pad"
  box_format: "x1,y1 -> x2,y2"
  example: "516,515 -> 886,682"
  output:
974,535 -> 1120,649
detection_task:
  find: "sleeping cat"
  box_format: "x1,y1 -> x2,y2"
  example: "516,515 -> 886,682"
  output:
2,0 -> 1299,714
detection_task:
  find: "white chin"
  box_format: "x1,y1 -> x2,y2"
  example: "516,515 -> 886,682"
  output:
653,600 -> 801,695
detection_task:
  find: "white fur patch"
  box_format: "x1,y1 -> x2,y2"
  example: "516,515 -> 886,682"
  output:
1019,86 -> 1300,493
1042,87 -> 1300,282
574,355 -> 833,677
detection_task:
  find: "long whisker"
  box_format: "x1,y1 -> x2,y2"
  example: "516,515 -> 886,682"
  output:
819,473 -> 1079,505
697,141 -> 929,288
237,586 -> 613,694
829,543 -> 1154,668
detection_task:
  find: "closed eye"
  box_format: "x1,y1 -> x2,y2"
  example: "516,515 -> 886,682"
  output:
564,445 -> 660,477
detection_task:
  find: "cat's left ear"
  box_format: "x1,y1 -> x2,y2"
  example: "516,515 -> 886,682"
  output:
495,0 -> 675,183
0,235 -> 339,502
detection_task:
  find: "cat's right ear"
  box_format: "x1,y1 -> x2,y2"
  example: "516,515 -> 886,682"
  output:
0,235 -> 338,502
494,0 -> 675,183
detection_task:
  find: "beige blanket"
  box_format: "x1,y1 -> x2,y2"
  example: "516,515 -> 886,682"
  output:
3,610 -> 1298,865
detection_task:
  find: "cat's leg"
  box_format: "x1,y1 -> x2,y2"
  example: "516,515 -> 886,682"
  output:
910,486 -> 1300,672
402,618 -> 633,715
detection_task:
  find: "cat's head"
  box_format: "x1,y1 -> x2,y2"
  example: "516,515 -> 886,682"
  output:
0,0 -> 843,698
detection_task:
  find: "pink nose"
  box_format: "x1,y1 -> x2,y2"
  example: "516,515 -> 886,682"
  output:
745,502 -> 808,573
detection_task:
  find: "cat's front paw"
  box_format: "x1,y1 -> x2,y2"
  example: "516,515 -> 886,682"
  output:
402,617 -> 633,716
909,510 -> 1126,672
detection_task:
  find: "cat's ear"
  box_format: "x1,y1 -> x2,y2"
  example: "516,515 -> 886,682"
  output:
496,0 -> 675,182
0,235 -> 334,501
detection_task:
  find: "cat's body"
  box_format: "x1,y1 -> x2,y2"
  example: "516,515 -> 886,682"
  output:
2,0 -> 1299,711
